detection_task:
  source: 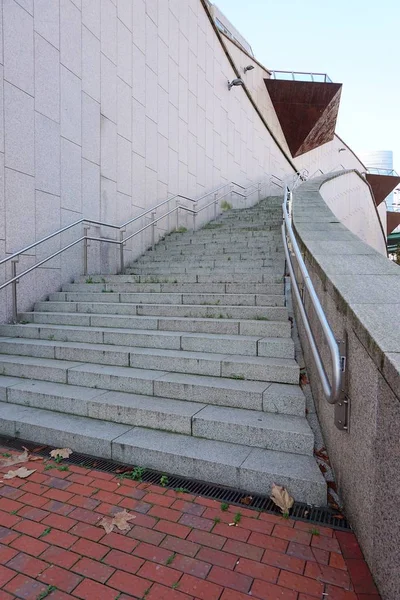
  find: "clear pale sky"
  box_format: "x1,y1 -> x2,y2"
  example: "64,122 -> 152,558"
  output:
214,0 -> 400,172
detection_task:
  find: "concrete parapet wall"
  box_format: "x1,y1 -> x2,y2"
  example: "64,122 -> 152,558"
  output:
292,173 -> 400,600
320,171 -> 387,255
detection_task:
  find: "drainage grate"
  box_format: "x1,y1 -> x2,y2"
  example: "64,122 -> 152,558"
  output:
0,435 -> 351,531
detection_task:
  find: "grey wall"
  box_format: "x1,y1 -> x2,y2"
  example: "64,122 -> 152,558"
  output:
0,0 -> 295,323
292,174 -> 400,600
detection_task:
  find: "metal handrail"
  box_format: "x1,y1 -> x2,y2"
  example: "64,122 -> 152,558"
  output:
282,186 -> 343,406
0,180 -> 252,321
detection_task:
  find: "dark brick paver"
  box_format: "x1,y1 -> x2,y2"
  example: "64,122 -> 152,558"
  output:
0,446 -> 381,599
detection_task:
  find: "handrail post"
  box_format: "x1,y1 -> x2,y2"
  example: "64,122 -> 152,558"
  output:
83,226 -> 90,275
119,230 -> 125,273
192,210 -> 197,232
214,193 -> 218,219
11,258 -> 19,323
151,212 -> 156,251
230,184 -> 234,203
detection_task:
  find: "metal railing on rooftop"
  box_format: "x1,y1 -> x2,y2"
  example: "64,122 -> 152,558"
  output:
366,168 -> 399,177
270,70 -> 333,83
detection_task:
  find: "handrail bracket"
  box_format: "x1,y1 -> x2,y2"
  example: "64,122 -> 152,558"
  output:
334,337 -> 350,431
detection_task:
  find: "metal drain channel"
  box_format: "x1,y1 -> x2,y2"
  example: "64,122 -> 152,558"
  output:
0,435 -> 351,531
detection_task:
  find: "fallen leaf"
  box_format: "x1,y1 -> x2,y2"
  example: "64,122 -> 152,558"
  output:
4,467 -> 36,479
112,510 -> 136,531
240,496 -> 253,506
50,448 -> 72,460
299,372 -> 309,386
228,523 -> 237,527
99,516 -> 114,534
100,510 -> 136,534
270,483 -> 294,516
0,447 -> 29,469
32,446 -> 47,453
29,456 -> 44,462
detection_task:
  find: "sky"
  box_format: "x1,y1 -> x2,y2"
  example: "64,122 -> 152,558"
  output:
214,0 -> 400,172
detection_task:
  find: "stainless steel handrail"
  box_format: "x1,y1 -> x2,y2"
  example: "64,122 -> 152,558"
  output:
0,180 -> 251,320
282,185 -> 343,405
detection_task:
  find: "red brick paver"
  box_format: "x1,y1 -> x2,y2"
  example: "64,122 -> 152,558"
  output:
0,446 -> 381,599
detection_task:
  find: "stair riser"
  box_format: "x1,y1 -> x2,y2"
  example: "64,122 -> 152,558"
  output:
76,274 -> 284,283
0,325 -> 294,358
49,292 -> 285,307
34,302 -> 289,321
0,342 -> 298,382
62,283 -> 285,294
18,313 -> 292,337
192,419 -> 313,455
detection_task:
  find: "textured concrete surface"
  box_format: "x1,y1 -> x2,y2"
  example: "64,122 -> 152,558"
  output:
293,172 -> 400,600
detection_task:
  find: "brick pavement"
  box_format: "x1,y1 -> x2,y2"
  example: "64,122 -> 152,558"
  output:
0,447 -> 380,600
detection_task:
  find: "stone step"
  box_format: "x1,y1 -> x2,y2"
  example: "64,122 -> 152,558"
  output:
126,266 -> 285,275
19,312 -> 291,337
154,241 -> 282,252
0,339 -> 298,382
62,282 -> 285,295
0,355 -> 299,412
76,273 -> 284,283
33,301 -> 289,321
0,379 -> 310,453
138,254 -> 283,264
126,261 -> 285,272
0,324 -> 294,358
49,291 -> 285,307
0,403 -> 325,504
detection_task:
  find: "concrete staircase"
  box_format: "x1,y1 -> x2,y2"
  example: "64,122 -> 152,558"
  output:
0,196 -> 326,505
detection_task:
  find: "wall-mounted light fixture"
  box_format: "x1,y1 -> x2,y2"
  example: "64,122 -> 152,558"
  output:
244,65 -> 254,73
338,148 -> 347,152
228,78 -> 244,91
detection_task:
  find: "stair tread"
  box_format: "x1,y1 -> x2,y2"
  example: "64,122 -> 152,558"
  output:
0,323 -> 289,343
0,336 -> 297,364
0,378 -> 308,434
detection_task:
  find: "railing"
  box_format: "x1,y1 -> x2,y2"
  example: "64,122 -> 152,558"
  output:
270,70 -> 333,83
366,168 -> 399,177
0,177 -> 277,322
281,185 -> 348,430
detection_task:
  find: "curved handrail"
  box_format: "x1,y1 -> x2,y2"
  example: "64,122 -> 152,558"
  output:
282,185 -> 343,404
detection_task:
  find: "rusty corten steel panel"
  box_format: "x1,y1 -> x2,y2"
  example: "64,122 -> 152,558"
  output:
387,211 -> 400,234
366,174 -> 400,207
264,79 -> 342,157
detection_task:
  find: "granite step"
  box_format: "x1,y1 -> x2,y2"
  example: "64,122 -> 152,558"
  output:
0,403 -> 325,504
0,339 -> 299,382
0,379 -> 310,453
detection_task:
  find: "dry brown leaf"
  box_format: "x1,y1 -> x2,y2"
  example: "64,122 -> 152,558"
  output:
29,456 -> 44,462
4,467 -> 36,479
100,510 -> 136,534
270,483 -> 294,516
0,447 -> 29,469
99,516 -> 114,534
240,496 -> 253,506
49,448 -> 72,460
112,510 -> 136,531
